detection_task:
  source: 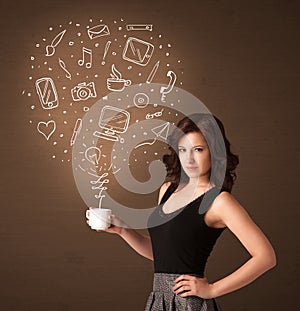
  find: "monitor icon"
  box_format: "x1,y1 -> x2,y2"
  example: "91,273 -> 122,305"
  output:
93,105 -> 130,142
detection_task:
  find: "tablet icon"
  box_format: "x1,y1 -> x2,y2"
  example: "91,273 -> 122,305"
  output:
35,77 -> 59,110
122,37 -> 154,66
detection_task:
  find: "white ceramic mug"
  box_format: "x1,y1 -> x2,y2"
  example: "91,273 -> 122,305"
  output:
86,208 -> 112,230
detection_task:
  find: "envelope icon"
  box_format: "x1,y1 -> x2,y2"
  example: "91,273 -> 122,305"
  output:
87,24 -> 110,40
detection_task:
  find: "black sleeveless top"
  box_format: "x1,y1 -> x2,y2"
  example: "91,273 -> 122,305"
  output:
148,184 -> 226,277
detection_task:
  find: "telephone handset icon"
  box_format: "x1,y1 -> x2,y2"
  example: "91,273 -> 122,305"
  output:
160,70 -> 177,102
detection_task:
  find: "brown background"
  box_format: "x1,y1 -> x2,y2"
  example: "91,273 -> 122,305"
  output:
1,0 -> 299,310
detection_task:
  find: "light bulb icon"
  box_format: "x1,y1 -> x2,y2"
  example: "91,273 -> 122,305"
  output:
84,146 -> 102,166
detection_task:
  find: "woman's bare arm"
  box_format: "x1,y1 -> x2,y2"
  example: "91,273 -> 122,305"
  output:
89,215 -> 153,260
119,225 -> 153,260
209,192 -> 277,297
173,192 -> 276,299
88,183 -> 171,261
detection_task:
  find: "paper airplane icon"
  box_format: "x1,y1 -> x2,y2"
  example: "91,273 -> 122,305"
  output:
134,122 -> 170,149
151,122 -> 170,140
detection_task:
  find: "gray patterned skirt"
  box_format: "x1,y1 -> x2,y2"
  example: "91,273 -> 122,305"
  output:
145,273 -> 221,311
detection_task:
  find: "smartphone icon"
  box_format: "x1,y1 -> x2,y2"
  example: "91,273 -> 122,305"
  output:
122,37 -> 154,66
35,77 -> 59,110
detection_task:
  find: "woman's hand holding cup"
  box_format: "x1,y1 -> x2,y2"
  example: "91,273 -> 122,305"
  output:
102,214 -> 127,235
86,208 -> 127,236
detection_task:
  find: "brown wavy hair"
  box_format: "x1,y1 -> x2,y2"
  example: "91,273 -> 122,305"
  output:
163,113 -> 239,192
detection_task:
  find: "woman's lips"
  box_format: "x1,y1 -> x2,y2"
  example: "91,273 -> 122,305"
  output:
185,166 -> 198,170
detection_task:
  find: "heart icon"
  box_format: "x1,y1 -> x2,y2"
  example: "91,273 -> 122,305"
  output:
37,120 -> 56,140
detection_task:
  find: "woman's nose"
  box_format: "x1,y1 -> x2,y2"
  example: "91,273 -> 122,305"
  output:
186,151 -> 194,162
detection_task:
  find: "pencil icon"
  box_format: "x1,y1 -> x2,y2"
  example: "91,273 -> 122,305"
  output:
70,118 -> 82,146
146,61 -> 160,83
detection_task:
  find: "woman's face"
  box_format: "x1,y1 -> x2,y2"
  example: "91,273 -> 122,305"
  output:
178,132 -> 211,181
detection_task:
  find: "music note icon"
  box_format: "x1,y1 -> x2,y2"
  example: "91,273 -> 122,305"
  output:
78,47 -> 92,68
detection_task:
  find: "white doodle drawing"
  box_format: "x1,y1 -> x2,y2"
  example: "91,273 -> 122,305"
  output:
146,108 -> 164,119
88,172 -> 109,208
101,40 -> 111,65
151,122 -> 170,139
107,163 -> 113,171
160,70 -> 177,102
113,168 -> 121,175
85,146 -> 102,166
122,37 -> 154,66
35,77 -> 59,109
78,47 -> 92,68
37,120 -> 56,140
71,81 -> 97,101
87,24 -> 110,40
70,118 -> 82,146
58,58 -> 72,80
95,186 -> 107,207
107,64 -> 131,92
78,164 -> 86,172
45,29 -> 66,57
126,24 -> 153,31
90,172 -> 108,184
133,93 -> 149,108
146,60 -> 160,83
93,105 -> 130,142
134,122 -> 170,149
90,172 -> 109,187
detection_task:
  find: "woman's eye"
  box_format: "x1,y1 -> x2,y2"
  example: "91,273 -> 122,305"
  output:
195,148 -> 203,152
178,148 -> 185,152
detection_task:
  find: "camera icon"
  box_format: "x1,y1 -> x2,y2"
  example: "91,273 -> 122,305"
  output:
71,82 -> 97,101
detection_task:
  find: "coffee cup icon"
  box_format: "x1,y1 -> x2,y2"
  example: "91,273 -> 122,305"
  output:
107,64 -> 132,92
107,78 -> 131,92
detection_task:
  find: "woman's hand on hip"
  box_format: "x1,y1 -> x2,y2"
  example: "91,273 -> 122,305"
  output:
173,274 -> 214,299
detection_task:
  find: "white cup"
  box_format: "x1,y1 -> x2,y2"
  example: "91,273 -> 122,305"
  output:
86,208 -> 112,230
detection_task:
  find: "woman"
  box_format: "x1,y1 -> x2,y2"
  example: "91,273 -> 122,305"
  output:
87,113 -> 276,310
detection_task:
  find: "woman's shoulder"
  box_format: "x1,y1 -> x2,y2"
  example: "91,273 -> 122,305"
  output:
210,190 -> 247,220
158,182 -> 173,204
160,182 -> 172,191
214,190 -> 239,206
204,190 -> 242,228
